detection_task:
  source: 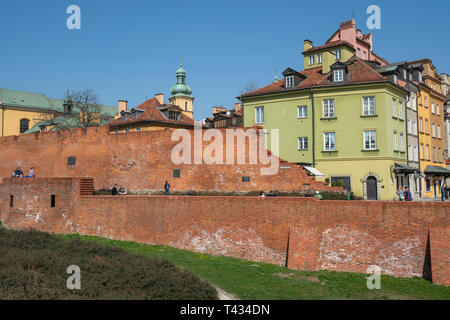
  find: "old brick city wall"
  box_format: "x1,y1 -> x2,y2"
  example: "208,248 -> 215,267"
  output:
0,126 -> 338,193
1,178 -> 448,286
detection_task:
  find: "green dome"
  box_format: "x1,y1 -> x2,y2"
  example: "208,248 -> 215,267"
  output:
170,62 -> 193,98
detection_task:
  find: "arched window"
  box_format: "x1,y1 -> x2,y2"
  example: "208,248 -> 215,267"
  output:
20,118 -> 30,133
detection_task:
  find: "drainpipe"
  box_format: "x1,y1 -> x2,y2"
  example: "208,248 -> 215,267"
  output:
310,88 -> 316,166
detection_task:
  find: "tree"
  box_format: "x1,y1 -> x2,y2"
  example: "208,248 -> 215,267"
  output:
33,89 -> 104,132
239,81 -> 258,96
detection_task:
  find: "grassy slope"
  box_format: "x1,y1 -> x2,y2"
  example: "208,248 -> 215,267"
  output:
61,234 -> 450,300
0,228 -> 217,300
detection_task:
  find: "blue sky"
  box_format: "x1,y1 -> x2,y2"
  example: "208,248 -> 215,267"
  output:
0,0 -> 449,120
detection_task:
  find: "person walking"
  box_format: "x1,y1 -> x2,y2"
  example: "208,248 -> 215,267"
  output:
164,181 -> 170,195
403,186 -> 413,201
441,183 -> 447,201
111,184 -> 118,196
397,186 -> 404,201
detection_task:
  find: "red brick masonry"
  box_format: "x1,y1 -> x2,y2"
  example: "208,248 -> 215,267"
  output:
1,177 -> 448,286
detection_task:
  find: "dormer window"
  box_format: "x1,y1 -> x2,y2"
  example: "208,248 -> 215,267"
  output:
333,70 -> 344,82
285,76 -> 294,88
169,111 -> 181,120
308,55 -> 315,65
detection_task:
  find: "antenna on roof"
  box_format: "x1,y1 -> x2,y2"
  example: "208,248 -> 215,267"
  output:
352,9 -> 355,19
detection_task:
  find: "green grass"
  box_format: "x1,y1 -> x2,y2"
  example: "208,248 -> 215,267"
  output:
60,234 -> 450,300
0,228 -> 217,300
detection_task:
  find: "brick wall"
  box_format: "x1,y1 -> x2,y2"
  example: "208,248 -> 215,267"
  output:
1,177 -> 448,285
0,126 -> 339,193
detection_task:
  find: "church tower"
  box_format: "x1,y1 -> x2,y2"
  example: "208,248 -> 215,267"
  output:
169,57 -> 194,119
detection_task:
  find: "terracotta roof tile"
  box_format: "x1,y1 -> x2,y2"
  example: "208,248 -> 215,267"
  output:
109,97 -> 196,127
303,40 -> 354,53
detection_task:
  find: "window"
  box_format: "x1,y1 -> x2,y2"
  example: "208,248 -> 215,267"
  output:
398,101 -> 403,119
408,145 -> 412,160
362,97 -> 375,115
437,104 -> 440,115
403,69 -> 407,79
425,119 -> 428,133
438,125 -> 441,138
51,195 -> 56,208
431,102 -> 435,113
392,99 -> 396,117
317,53 -> 322,63
432,123 -> 436,137
67,157 -> 76,165
433,147 -> 436,162
285,76 -> 294,88
357,48 -> 360,57
407,120 -> 412,134
399,133 -> 404,152
426,144 -> 430,160
412,96 -> 417,110
323,99 -> 335,118
169,111 -> 180,120
185,102 -> 188,110
393,74 -> 398,84
364,130 -> 377,150
333,70 -> 343,82
255,106 -> 264,124
173,168 -> 181,178
10,195 -> 13,208
19,118 -> 30,133
419,117 -> 423,132
426,178 -> 431,192
393,132 -> 398,151
242,176 -> 250,182
413,145 -> 418,162
413,121 -> 417,135
297,106 -> 307,118
420,144 -> 424,159
424,96 -> 428,107
308,55 -> 315,65
334,49 -> 342,60
298,137 -> 308,150
324,132 -> 336,151
438,147 -> 442,162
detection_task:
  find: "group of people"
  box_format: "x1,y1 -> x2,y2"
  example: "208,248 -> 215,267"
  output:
12,167 -> 35,178
397,186 -> 413,201
111,184 -> 127,195
258,191 -> 276,197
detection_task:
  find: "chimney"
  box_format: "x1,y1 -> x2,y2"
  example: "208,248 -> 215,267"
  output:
118,100 -> 128,113
234,103 -> 242,112
155,93 -> 164,105
304,39 -> 313,51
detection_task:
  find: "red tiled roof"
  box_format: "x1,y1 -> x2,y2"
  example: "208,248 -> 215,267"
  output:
302,40 -> 354,54
242,57 -> 388,97
109,97 -> 196,127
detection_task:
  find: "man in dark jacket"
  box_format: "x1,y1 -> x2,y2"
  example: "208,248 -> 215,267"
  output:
403,186 -> 413,201
111,184 -> 118,196
164,181 -> 170,195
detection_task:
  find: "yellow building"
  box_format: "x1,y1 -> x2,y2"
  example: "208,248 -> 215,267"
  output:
410,59 -> 449,197
0,88 -> 118,136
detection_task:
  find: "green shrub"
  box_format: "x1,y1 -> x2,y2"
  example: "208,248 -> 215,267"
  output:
0,228 -> 217,300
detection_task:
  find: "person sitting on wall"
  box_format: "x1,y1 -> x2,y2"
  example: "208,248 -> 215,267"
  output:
12,167 -> 24,178
111,184 -> 118,196
314,191 -> 323,200
267,190 -> 276,197
441,183 -> 447,201
403,186 -> 413,201
258,191 -> 265,197
24,167 -> 35,178
397,186 -> 404,201
118,186 -> 127,195
164,181 -> 170,195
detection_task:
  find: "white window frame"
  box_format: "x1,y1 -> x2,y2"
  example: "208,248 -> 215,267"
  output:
413,145 -> 418,162
431,102 -> 435,114
437,104 -> 440,115
407,120 -> 412,134
426,144 -> 430,160
308,55 -> 315,65
413,120 -> 417,135
392,98 -> 396,117
297,105 -> 307,118
333,70 -> 343,82
323,99 -> 335,118
393,132 -> 398,151
425,119 -> 428,133
323,132 -> 336,151
408,144 -> 412,160
334,49 -> 342,60
364,130 -> 377,150
317,53 -> 322,63
255,106 -> 264,124
438,147 -> 442,162
362,96 -> 375,115
432,123 -> 436,137
438,125 -> 441,138
399,133 -> 404,152
285,76 -> 294,88
298,137 -> 308,150
398,101 -> 403,119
